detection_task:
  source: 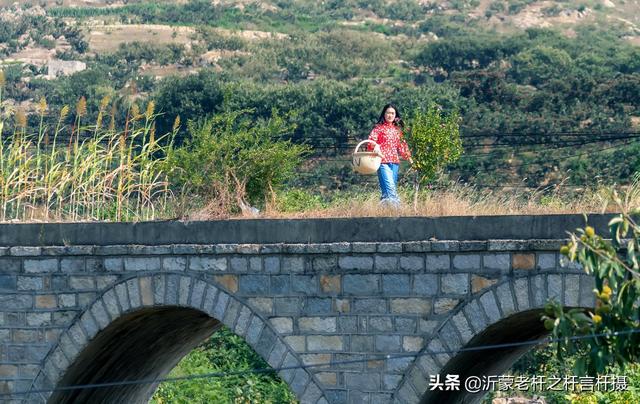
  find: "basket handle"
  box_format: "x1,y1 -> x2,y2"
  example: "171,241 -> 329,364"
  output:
354,140 -> 378,153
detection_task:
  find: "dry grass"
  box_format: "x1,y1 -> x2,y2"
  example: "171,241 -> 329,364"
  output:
256,183 -> 630,219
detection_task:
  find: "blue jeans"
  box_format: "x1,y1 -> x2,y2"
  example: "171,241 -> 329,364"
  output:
377,163 -> 399,205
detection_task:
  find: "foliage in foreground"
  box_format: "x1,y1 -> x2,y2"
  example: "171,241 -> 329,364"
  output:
151,326 -> 296,404
544,180 -> 640,375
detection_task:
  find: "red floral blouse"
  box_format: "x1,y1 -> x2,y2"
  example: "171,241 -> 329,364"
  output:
368,122 -> 412,164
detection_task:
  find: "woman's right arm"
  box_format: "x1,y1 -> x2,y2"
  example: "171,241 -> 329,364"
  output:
368,126 -> 379,151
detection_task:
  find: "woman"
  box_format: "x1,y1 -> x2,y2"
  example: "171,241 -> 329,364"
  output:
368,104 -> 412,206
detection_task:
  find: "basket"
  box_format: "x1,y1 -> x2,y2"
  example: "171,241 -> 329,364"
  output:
352,140 -> 382,175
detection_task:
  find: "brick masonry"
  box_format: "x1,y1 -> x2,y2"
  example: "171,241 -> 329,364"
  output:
0,236 -> 595,404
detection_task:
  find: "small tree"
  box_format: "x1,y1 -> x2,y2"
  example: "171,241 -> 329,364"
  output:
404,104 -> 463,210
544,185 -> 640,375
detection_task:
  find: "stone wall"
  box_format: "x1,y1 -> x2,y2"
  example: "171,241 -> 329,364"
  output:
0,216 -> 603,403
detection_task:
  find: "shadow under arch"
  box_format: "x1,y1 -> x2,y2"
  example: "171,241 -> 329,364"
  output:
422,309 -> 548,404
27,273 -> 326,404
393,273 -> 594,404
50,306 -> 220,403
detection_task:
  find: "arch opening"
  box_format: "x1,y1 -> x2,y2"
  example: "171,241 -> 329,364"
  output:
422,309 -> 548,404
49,306 -> 220,404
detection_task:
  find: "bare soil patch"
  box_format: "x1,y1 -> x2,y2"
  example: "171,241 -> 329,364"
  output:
87,24 -> 195,53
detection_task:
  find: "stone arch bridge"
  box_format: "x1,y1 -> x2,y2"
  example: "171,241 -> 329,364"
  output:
0,215 -> 608,404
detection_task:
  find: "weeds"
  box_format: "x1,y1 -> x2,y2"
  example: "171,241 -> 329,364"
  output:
0,79 -> 175,222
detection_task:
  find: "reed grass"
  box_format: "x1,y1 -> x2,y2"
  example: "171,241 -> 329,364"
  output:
0,79 -> 175,222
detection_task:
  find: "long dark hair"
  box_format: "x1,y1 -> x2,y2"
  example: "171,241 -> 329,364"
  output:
376,103 -> 404,128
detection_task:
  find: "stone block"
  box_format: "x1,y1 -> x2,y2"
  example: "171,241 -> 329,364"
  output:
565,275 -> 580,307
413,274 -> 438,296
10,247 -> 41,256
512,253 -> 535,270
338,316 -> 357,332
96,275 -> 118,290
289,368 -> 310,396
264,256 -> 281,273
460,241 -> 487,251
390,298 -> 431,315
222,299 -> 241,329
431,241 -> 459,252
316,372 -> 338,386
329,242 -> 351,253
464,300 -> 487,333
368,316 -> 393,332
270,317 -> 293,334
214,275 -> 238,293
178,276 -> 191,306
548,274 -> 563,304
537,253 -> 557,271
483,254 -> 510,272
395,317 -> 416,333
306,243 -> 332,254
495,284 -> 516,316
35,295 -> 57,309
320,275 -> 341,294
301,353 -> 331,366
246,316 -> 265,345
434,298 -> 460,314
403,241 -> 431,253
249,257 -> 262,272
230,257 -> 248,272
284,335 -> 306,352
307,335 -> 343,351
60,258 -> 85,273
343,275 -> 379,295
453,254 -> 480,270
0,258 -> 20,272
213,292 -> 229,320
377,242 -> 402,253
471,275 -> 497,294
292,275 -> 317,295
302,297 -> 332,315
282,256 -> 305,273
255,327 -> 277,358
352,242 -> 377,253
104,258 -> 123,272
382,274 -> 410,294
425,255 -> 450,271
271,275 -> 291,295
479,291 -> 501,323
514,278 -> 529,310
441,274 -> 469,295
267,340 -> 288,369
162,257 -> 186,271
0,295 -> 33,310
374,255 -> 398,271
0,274 -> 18,292
403,336 -> 424,352
58,294 -> 76,308
189,279 -> 207,309
299,317 -> 337,333
400,256 -> 424,271
273,297 -> 298,314
24,259 -> 58,273
452,312 -> 473,345
346,372 -> 380,390
189,257 -> 227,272
531,275 -> 546,307
239,275 -> 269,295
339,256 -> 373,270
353,298 -> 387,314
313,256 -> 336,271
375,335 -> 401,352
17,276 -> 43,291
69,276 -> 94,290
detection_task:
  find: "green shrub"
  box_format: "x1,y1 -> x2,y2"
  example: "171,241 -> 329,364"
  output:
163,110 -> 309,212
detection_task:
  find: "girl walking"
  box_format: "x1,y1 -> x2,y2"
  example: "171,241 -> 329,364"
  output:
368,104 -> 412,206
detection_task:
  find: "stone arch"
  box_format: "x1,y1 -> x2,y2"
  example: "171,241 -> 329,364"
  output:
26,273 -> 327,404
393,272 -> 595,404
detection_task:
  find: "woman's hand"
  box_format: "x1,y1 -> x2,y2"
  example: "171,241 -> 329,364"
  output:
374,144 -> 384,158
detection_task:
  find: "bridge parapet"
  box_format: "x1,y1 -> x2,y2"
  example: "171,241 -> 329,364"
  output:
0,216 -> 603,403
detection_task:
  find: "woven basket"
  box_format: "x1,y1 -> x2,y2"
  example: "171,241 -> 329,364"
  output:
352,140 -> 382,175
